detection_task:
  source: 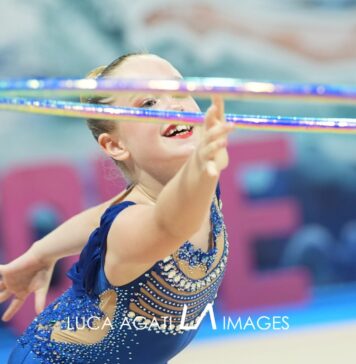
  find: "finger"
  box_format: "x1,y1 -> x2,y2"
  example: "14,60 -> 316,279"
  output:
201,139 -> 228,160
212,95 -> 225,122
0,290 -> 11,304
204,103 -> 218,131
35,287 -> 48,314
205,122 -> 234,143
1,297 -> 25,322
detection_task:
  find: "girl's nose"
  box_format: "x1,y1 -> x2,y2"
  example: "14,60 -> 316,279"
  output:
171,104 -> 184,112
165,95 -> 185,112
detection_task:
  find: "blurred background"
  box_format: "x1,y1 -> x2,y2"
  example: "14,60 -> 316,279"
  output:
0,0 -> 356,362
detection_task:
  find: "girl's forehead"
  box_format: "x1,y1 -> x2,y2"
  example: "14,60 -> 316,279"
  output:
110,55 -> 182,80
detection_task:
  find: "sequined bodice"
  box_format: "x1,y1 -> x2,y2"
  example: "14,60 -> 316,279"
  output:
18,185 -> 229,364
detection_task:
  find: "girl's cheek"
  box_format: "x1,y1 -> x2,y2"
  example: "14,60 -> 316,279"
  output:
137,125 -> 160,145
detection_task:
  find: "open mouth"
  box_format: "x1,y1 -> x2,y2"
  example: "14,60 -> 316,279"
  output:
161,124 -> 194,139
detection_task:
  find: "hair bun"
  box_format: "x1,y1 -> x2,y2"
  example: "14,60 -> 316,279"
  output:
86,65 -> 106,79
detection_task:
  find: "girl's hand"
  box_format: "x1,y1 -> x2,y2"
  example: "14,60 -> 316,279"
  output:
196,95 -> 234,176
0,245 -> 56,321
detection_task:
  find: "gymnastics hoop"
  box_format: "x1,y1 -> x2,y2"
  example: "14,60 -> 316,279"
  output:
0,77 -> 355,133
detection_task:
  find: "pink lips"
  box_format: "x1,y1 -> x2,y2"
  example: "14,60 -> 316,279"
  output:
172,129 -> 193,139
161,124 -> 177,136
161,124 -> 193,139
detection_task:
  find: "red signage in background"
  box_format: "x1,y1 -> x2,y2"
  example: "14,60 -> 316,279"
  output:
0,164 -> 84,332
220,137 -> 310,311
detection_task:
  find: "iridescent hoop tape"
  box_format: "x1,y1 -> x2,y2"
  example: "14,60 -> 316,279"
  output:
0,77 -> 355,133
0,78 -> 355,103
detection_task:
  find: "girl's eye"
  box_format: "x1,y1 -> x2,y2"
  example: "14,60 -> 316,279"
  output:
141,99 -> 157,108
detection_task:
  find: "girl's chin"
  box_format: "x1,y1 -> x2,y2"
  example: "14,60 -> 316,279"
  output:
161,135 -> 198,148
167,143 -> 197,157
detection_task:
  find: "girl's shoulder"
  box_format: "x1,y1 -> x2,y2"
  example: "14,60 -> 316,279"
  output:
100,183 -> 138,221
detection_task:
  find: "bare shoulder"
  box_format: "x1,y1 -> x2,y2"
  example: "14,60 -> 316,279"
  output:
104,199 -> 211,287
106,202 -> 180,266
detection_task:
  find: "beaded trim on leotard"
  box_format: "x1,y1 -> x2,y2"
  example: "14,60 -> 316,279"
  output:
177,198 -> 222,270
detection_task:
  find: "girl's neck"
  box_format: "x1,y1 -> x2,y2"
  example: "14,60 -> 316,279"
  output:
131,175 -> 165,205
134,183 -> 157,204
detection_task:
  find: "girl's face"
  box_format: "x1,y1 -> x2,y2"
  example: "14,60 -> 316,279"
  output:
108,54 -> 202,184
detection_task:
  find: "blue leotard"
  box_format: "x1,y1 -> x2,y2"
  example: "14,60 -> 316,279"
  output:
8,184 -> 229,364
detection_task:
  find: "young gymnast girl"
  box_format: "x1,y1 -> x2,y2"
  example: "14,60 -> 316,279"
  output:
0,53 -> 234,363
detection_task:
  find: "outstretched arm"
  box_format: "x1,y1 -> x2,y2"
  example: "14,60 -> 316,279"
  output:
30,196 -> 121,261
0,191 -> 127,321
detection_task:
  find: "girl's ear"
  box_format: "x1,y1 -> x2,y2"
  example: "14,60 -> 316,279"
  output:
97,133 -> 130,162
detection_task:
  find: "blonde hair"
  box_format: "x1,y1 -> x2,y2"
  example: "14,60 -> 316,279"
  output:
82,53 -> 144,183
